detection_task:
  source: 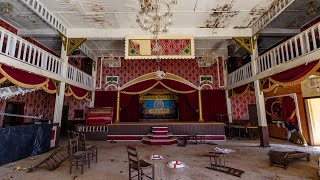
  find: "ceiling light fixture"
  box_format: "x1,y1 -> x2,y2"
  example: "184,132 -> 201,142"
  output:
102,53 -> 121,67
196,40 -> 218,67
1,2 -> 13,15
136,0 -> 177,61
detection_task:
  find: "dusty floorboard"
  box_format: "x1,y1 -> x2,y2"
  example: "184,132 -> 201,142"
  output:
0,138 -> 319,180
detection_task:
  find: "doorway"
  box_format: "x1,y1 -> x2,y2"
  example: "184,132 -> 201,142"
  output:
304,98 -> 320,145
60,105 -> 69,137
4,102 -> 24,127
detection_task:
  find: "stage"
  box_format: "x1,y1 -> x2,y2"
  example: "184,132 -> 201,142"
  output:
76,121 -> 226,141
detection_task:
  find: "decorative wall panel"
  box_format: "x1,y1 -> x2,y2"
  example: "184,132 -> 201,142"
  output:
230,92 -> 256,120
96,58 -> 225,89
125,35 -> 195,59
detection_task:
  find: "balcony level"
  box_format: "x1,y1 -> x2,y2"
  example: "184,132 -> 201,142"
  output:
226,20 -> 320,90
0,27 -> 94,91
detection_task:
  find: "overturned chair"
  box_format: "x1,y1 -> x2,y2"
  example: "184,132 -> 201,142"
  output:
268,150 -> 310,169
127,145 -> 154,180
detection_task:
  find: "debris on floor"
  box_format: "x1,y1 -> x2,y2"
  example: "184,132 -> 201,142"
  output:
267,150 -> 310,169
214,147 -> 235,154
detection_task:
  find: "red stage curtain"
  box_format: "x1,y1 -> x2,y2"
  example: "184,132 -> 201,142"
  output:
94,91 -> 117,121
120,95 -> 140,122
121,79 -> 158,94
178,94 -> 197,121
160,79 -> 196,93
202,90 -> 227,122
186,91 -> 198,111
281,96 -> 297,125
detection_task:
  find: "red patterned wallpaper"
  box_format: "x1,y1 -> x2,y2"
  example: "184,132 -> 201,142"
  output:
0,90 -> 56,126
230,92 -> 256,120
96,58 -> 225,89
63,96 -> 90,120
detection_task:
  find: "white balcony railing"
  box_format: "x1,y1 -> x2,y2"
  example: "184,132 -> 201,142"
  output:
0,27 -> 62,75
67,64 -> 94,88
0,28 -> 94,90
227,20 -> 320,86
227,63 -> 252,85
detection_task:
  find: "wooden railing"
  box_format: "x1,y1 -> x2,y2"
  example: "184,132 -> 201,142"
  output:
0,28 -> 94,89
0,27 -> 62,75
227,63 -> 252,85
76,124 -> 108,132
67,65 -> 94,88
227,20 -> 320,86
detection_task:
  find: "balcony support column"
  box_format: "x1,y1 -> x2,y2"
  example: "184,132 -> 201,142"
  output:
52,43 -> 69,147
251,40 -> 270,147
90,57 -> 98,107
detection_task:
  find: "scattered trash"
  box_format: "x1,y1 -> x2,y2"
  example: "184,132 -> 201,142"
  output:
110,159 -> 115,162
120,170 -> 123,173
72,175 -> 78,180
214,147 -> 235,154
167,161 -> 186,169
14,166 -> 22,171
149,155 -> 163,160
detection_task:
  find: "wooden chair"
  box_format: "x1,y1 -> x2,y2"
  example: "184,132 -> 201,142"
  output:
78,133 -> 98,163
69,138 -> 90,174
127,145 -> 154,180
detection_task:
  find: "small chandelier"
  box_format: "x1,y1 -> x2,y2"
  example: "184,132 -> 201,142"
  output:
1,2 -> 13,15
196,40 -> 218,67
102,53 -> 121,67
136,0 -> 176,36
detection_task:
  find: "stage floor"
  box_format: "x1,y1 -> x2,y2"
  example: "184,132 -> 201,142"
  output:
106,121 -> 226,141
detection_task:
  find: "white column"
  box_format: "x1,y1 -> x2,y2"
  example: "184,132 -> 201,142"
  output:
225,90 -> 232,123
251,40 -> 269,147
90,57 -> 97,107
52,44 -> 68,147
53,44 -> 68,125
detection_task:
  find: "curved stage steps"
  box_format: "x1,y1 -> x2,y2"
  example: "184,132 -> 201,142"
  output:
142,127 -> 177,145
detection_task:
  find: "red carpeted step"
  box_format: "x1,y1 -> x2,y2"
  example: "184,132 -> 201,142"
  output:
152,127 -> 168,131
142,137 -> 177,146
152,130 -> 168,135
147,133 -> 173,139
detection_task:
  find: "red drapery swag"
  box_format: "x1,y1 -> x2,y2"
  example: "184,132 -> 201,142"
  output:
0,64 -> 57,94
230,83 -> 254,98
262,60 -> 320,92
281,96 -> 297,125
65,85 -> 91,101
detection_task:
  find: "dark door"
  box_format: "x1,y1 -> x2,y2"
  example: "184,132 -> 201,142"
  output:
4,102 -> 24,127
61,105 -> 69,137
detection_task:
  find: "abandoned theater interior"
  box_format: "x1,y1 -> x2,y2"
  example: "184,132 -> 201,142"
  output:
1,0 -> 320,179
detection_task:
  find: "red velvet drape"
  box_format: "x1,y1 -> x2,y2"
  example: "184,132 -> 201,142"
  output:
271,61 -> 318,82
281,96 -> 297,125
120,95 -> 140,122
161,79 -> 196,91
233,84 -> 249,94
69,85 -> 88,98
201,90 -> 227,122
1,64 -> 47,86
94,91 -> 117,121
122,79 -> 157,92
178,94 -> 198,121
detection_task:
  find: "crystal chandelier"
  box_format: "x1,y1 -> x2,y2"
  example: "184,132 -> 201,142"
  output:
1,2 -> 13,15
102,53 -> 121,67
196,40 -> 218,67
136,0 -> 176,36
